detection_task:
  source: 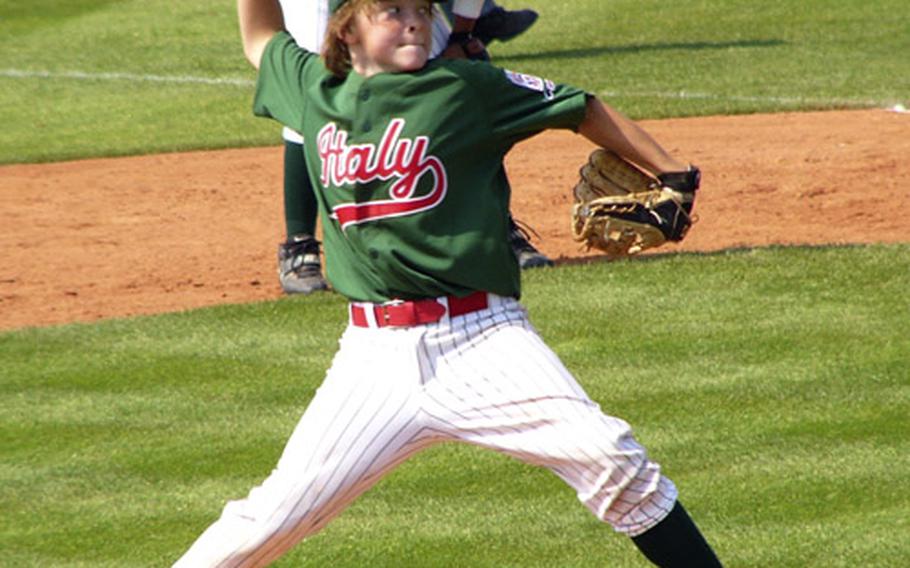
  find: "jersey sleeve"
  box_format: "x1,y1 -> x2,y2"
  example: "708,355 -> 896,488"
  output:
476,65 -> 590,148
252,32 -> 320,132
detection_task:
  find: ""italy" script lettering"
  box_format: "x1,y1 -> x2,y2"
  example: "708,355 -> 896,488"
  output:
316,118 -> 448,230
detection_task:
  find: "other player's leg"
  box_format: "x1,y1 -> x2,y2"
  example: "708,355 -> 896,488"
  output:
509,216 -> 554,269
278,130 -> 328,295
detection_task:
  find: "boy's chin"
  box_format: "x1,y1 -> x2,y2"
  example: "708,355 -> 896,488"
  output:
395,56 -> 429,72
394,46 -> 429,70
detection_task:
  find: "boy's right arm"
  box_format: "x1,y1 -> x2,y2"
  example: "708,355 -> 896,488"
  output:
238,0 -> 285,69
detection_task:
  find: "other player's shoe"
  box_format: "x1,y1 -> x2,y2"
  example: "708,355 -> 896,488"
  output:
509,218 -> 554,269
278,235 -> 329,295
473,7 -> 539,45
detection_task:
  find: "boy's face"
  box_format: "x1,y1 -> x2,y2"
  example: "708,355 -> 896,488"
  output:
345,0 -> 433,77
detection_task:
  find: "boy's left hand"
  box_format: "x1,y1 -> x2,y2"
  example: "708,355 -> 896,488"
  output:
442,33 -> 490,61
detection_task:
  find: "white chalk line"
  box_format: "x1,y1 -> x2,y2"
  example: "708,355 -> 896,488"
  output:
598,89 -> 893,108
0,68 -> 255,87
1,68 -> 900,108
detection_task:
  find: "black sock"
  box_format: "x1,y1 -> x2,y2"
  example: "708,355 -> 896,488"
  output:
283,139 -> 318,238
630,502 -> 722,567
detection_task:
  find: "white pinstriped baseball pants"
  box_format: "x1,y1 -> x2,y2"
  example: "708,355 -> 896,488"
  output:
174,295 -> 677,567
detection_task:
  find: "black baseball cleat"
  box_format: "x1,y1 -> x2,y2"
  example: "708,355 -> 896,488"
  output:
473,7 -> 539,45
509,218 -> 554,269
278,235 -> 329,295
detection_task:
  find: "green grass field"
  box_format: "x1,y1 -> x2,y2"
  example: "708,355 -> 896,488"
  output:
3,246 -> 909,566
2,1 -> 910,566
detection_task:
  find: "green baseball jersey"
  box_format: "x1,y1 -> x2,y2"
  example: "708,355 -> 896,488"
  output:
254,32 -> 588,303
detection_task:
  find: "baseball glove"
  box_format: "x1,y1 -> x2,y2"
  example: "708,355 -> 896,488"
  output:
571,149 -> 700,257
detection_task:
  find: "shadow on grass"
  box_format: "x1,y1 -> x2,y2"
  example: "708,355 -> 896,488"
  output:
551,242 -> 886,267
497,39 -> 785,63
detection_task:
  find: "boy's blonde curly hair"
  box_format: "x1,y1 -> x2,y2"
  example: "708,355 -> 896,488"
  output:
322,0 -> 372,78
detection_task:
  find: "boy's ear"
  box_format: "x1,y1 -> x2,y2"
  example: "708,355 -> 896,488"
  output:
339,21 -> 359,46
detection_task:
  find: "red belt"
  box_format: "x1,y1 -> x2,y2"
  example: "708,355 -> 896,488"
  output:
349,291 -> 489,328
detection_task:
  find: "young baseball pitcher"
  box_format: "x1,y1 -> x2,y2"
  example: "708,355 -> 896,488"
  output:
174,0 -> 722,565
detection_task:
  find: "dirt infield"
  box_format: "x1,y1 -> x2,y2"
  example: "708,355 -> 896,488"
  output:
2,109 -> 908,331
